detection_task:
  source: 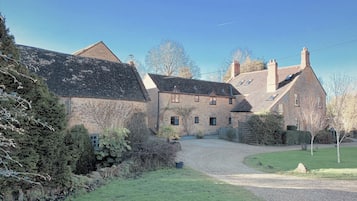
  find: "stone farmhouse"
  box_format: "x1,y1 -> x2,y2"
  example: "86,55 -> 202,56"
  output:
143,73 -> 240,135
229,47 -> 326,131
18,44 -> 150,147
19,41 -> 325,139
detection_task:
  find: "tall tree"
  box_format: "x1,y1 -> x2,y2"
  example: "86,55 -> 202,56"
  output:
0,15 -> 71,197
327,73 -> 357,163
299,96 -> 326,156
145,40 -> 200,78
222,48 -> 265,82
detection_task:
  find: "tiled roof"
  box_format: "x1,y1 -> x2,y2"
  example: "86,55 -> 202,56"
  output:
230,66 -> 302,112
148,73 -> 240,97
18,45 -> 149,102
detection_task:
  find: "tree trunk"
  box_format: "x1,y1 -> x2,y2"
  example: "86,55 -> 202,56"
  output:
310,135 -> 315,156
336,132 -> 341,163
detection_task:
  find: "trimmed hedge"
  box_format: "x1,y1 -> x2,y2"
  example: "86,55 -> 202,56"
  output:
284,130 -> 310,145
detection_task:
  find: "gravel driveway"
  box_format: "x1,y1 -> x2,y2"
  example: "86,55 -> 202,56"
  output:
176,139 -> 357,201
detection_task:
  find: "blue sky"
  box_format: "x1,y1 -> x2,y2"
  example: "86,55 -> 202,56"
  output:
1,0 -> 357,82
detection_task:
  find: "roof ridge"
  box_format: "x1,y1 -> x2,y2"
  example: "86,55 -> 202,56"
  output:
72,41 -> 103,55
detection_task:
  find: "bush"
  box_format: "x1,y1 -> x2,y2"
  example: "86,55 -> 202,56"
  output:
64,125 -> 96,174
126,112 -> 150,145
226,128 -> 237,141
284,130 -> 310,145
158,125 -> 179,141
95,128 -> 131,168
128,138 -> 178,172
247,113 -> 284,145
196,131 -> 204,139
315,130 -> 334,144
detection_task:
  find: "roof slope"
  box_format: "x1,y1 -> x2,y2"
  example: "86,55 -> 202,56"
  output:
73,41 -> 121,63
148,73 -> 240,97
230,66 -> 302,112
18,45 -> 149,102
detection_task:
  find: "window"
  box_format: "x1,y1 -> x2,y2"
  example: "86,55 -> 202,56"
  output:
229,98 -> 233,104
245,79 -> 253,85
209,97 -> 217,105
294,94 -> 300,106
194,116 -> 199,124
171,116 -> 179,125
228,117 -> 232,125
194,95 -> 200,102
90,134 -> 100,150
171,93 -> 180,103
209,117 -> 217,126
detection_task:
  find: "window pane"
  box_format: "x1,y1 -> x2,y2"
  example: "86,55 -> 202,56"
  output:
194,116 -> 199,124
171,116 -> 179,125
209,117 -> 217,126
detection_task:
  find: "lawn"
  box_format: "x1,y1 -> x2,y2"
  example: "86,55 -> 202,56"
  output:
67,168 -> 262,201
244,146 -> 357,179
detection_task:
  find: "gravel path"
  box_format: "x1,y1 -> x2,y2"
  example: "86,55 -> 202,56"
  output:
176,139 -> 357,201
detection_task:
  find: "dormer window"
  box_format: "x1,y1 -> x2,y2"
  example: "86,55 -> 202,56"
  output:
239,80 -> 245,85
209,97 -> 217,105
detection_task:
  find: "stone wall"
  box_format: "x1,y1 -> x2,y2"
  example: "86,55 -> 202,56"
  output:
60,97 -> 147,134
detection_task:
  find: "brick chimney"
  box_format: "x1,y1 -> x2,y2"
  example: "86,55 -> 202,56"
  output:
230,60 -> 240,79
267,59 -> 278,92
301,47 -> 310,69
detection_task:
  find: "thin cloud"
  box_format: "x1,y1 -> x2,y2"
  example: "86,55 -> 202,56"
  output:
216,21 -> 234,27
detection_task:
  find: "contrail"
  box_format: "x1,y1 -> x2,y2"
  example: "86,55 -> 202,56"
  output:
217,21 -> 234,27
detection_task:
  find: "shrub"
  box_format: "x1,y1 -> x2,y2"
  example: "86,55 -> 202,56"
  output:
247,113 -> 284,145
226,128 -> 237,141
64,125 -> 96,174
126,112 -> 150,146
95,128 -> 131,168
196,131 -> 204,139
158,125 -> 179,140
315,130 -> 334,144
284,130 -> 310,145
128,138 -> 178,172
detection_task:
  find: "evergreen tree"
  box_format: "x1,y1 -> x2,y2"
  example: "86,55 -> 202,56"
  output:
0,14 -> 71,193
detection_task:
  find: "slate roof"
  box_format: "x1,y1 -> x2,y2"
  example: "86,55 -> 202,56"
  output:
148,73 -> 240,97
229,65 -> 302,112
18,45 -> 150,102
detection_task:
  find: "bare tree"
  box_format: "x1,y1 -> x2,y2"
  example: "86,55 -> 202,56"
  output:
222,48 -> 265,82
178,67 -> 193,79
299,96 -> 326,156
327,74 -> 357,163
83,101 -> 134,131
145,40 -> 200,78
171,106 -> 195,135
126,54 -> 147,78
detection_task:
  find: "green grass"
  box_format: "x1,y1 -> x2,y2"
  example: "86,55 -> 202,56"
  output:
67,168 -> 262,201
244,146 -> 357,179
